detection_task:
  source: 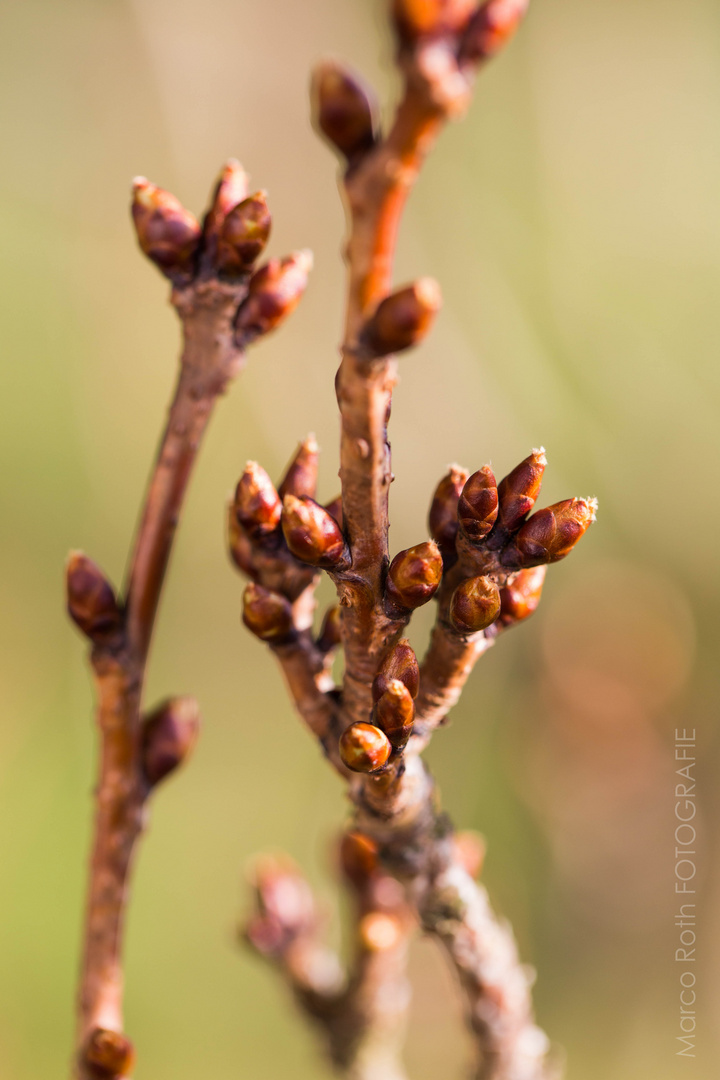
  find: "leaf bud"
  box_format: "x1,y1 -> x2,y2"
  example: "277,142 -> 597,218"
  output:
203,159 -> 250,241
393,0 -> 475,42
339,722 -> 392,773
281,494 -> 350,569
66,552 -> 123,643
233,461 -> 282,540
131,178 -> 201,280
216,191 -> 272,275
429,464 -> 469,561
141,696 -> 200,787
339,830 -> 379,885
235,251 -> 313,344
83,1028 -> 135,1078
372,639 -> 420,702
499,565 -> 546,625
317,605 -> 342,654
458,465 -> 498,542
449,575 -> 501,634
460,0 -> 529,64
312,61 -> 378,161
496,448 -> 546,532
385,541 -> 442,611
242,582 -> 295,643
362,278 -> 441,357
504,497 -> 597,568
375,678 -> 415,750
359,911 -> 402,952
278,434 -> 319,501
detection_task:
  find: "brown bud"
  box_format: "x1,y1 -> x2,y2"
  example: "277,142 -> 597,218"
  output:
453,830 -> 486,878
141,696 -> 200,787
339,830 -> 379,885
66,552 -> 123,642
359,912 -> 402,952
227,508 -> 257,577
324,494 -> 343,530
281,494 -> 350,569
216,191 -> 272,275
317,605 -> 342,653
458,466 -> 498,542
375,679 -> 415,750
242,582 -> 294,642
203,159 -> 250,241
449,575 -> 501,633
233,461 -> 282,540
386,541 -> 442,610
496,448 -> 546,532
393,0 -> 475,42
235,251 -> 313,344
372,639 -> 420,702
504,497 -> 597,568
499,565 -> 546,625
131,178 -> 201,279
460,0 -> 529,64
339,722 -> 392,773
278,434 -> 319,501
83,1028 -> 135,1077
312,61 -> 378,160
363,278 -> 441,357
429,464 -> 469,561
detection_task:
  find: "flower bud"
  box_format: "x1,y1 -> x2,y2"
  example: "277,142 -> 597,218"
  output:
203,159 -> 250,241
339,722 -> 392,773
246,856 -> 316,956
216,191 -> 272,275
393,0 -> 475,42
242,582 -> 295,642
499,565 -> 546,625
278,434 -> 319,501
362,278 -> 441,357
359,912 -> 402,952
496,448 -> 546,532
339,830 -> 379,885
429,464 -> 469,561
235,251 -> 313,344
131,178 -> 201,280
233,461 -> 282,540
372,639 -> 420,702
458,466 -> 498,542
281,494 -> 350,569
460,0 -> 529,64
66,552 -> 123,643
385,541 -> 442,610
317,605 -> 342,653
449,575 -> 501,634
324,494 -> 343,530
141,696 -> 200,787
375,679 -> 415,750
312,61 -> 378,160
83,1028 -> 135,1077
504,498 -> 597,568
227,508 -> 257,577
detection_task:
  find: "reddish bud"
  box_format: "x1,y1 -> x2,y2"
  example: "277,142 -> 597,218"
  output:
429,464 -> 469,561
312,62 -> 378,160
66,552 -> 123,643
141,696 -> 200,787
393,0 -> 475,42
386,541 -> 442,610
339,722 -> 392,773
372,639 -> 420,702
504,498 -> 597,568
278,434 -> 319,501
460,0 -> 529,64
458,466 -> 498,542
233,461 -> 282,540
339,831 -> 379,885
235,251 -> 313,344
83,1028 -> 135,1078
317,605 -> 342,653
216,191 -> 272,275
246,857 -> 316,956
242,582 -> 294,642
375,679 -> 415,750
131,178 -> 201,280
227,508 -> 256,577
281,494 -> 350,569
496,448 -> 546,532
363,278 -> 441,357
449,575 -> 501,633
499,565 -> 546,625
203,159 -> 250,240
324,494 -> 343,530
359,912 -> 402,952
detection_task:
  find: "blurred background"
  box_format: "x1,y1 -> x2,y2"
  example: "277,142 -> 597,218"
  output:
0,0 -> 718,1077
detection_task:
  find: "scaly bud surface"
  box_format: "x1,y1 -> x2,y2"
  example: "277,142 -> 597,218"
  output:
386,541 -> 442,610
458,466 -> 498,542
449,575 -> 501,633
504,498 -> 597,567
281,494 -> 349,569
429,464 -> 469,561
499,565 -> 546,625
339,722 -> 392,773
233,461 -> 282,540
393,0 -> 475,41
217,191 -> 272,275
372,639 -> 420,702
496,448 -> 546,533
131,178 -> 201,279
317,605 -> 342,653
235,251 -> 313,344
363,278 -> 441,357
278,434 -> 319,500
141,696 -> 200,787
312,62 -> 378,160
339,831 -> 379,885
242,583 -> 295,642
375,678 -> 415,749
83,1028 -> 136,1077
66,552 -> 123,643
203,159 -> 249,240
460,0 -> 529,63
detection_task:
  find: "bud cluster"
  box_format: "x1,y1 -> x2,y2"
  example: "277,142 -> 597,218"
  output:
339,640 -> 420,772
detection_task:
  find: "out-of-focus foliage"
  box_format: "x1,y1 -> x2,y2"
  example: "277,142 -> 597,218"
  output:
0,1 -> 717,1077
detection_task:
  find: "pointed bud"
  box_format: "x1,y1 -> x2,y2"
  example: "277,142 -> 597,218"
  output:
278,434 -> 319,501
393,0 -> 475,42
458,466 -> 499,542
499,565 -> 546,625
227,507 -> 257,577
460,0 -> 529,64
317,605 -> 342,653
66,552 -> 123,643
242,582 -> 295,642
429,464 -> 469,561
339,722 -> 392,773
312,62 -> 378,160
281,494 -> 350,569
375,679 -> 415,750
131,178 -> 201,280
449,575 -> 501,633
233,461 -> 282,540
324,494 -> 343,530
359,912 -> 402,952
372,639 -> 420,702
363,278 -> 441,357
453,831 -> 486,878
203,159 -> 250,240
235,251 -> 313,344
496,448 -> 546,532
339,831 -> 379,885
385,541 -> 442,610
141,696 -> 200,787
504,498 -> 597,568
216,191 -> 272,275
83,1028 -> 135,1077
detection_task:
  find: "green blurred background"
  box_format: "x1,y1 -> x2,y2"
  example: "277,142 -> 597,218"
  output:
1,0 -> 718,1076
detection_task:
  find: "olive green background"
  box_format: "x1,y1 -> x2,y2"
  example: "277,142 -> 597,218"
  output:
0,1 -> 718,1077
